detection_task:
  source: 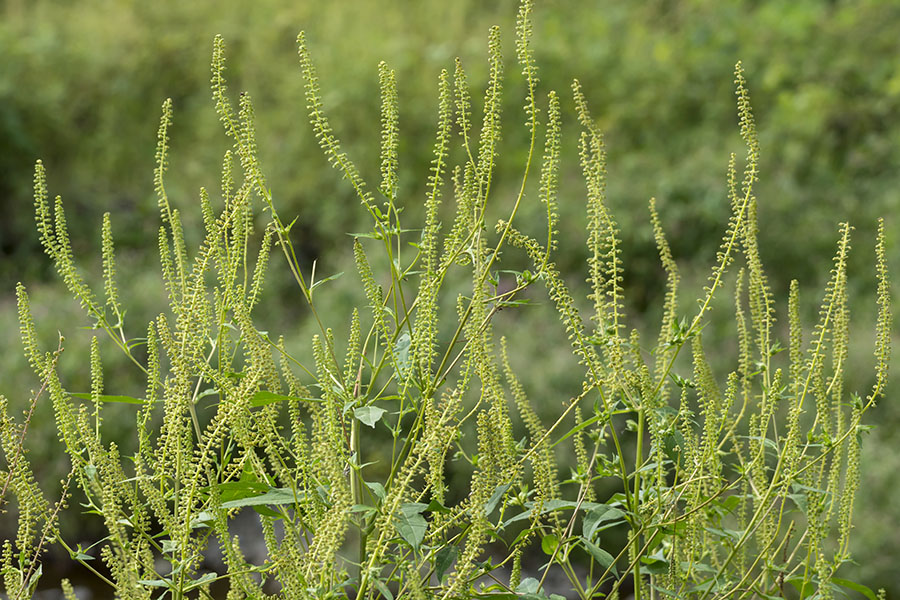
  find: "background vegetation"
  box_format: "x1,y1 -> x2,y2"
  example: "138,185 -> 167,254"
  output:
2,0 -> 898,594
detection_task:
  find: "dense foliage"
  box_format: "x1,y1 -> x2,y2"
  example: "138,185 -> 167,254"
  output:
1,2 -> 893,598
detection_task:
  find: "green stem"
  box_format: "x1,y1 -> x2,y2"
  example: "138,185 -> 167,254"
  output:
632,407 -> 646,600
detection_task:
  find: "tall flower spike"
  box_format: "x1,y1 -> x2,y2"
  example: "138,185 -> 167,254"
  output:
154,98 -> 174,225
16,284 -> 42,375
741,196 -> 775,379
238,91 -> 267,192
809,223 -> 852,439
248,222 -> 275,312
378,61 -> 400,202
413,68 -> 452,381
211,36 -> 238,141
297,32 -> 376,216
476,25 -> 503,199
89,336 -> 103,439
734,61 -> 760,199
33,160 -> 56,259
871,217 -> 891,403
454,58 -> 474,161
515,0 -> 539,135
53,196 -> 97,314
649,198 -> 680,386
100,213 -> 122,324
539,90 -> 561,254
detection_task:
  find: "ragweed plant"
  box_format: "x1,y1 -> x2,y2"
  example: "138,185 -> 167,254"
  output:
2,1 -> 891,599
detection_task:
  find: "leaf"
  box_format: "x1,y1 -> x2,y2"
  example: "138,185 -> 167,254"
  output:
515,578 -> 541,594
374,580 -> 394,600
354,405 -> 387,428
394,507 -> 427,552
364,481 -> 386,502
399,502 -> 428,516
196,388 -> 219,400
434,546 -> 457,581
788,493 -> 808,514
640,552 -> 669,575
351,504 -> 376,518
70,392 -> 146,404
583,540 -> 617,575
582,504 -> 625,541
515,578 -> 559,600
541,534 -> 559,555
250,391 -> 318,407
703,526 -> 742,542
832,578 -> 877,600
138,579 -> 171,589
395,332 -> 411,376
550,412 -> 604,449
484,482 -> 512,516
787,577 -> 815,599
663,430 -> 686,468
183,573 -> 217,592
220,487 -> 301,509
252,505 -> 283,519
207,481 -> 268,503
649,584 -> 684,599
425,499 -> 450,513
309,271 -> 344,293
190,511 -> 214,529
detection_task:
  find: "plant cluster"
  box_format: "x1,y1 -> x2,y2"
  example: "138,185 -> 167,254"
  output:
0,1 -> 891,599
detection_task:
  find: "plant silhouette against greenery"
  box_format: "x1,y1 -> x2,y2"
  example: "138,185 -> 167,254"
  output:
0,1 -> 891,599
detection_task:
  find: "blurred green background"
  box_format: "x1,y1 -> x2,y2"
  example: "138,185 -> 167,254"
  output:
2,0 -> 899,594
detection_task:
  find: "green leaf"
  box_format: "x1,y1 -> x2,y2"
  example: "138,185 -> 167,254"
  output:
703,526 -> 742,542
220,487 -> 301,509
832,578 -> 877,600
250,391 -> 318,407
374,580 -> 394,600
788,492 -> 808,514
640,552 -> 669,575
541,534 -> 559,555
394,506 -> 427,552
550,413 -> 604,449
583,540 -> 617,575
425,499 -> 451,513
183,573 -> 217,592
190,511 -> 214,529
484,482 -> 512,516
70,392 -> 146,404
309,270 -> 344,293
207,481 -> 269,503
514,578 -> 562,600
364,481 -> 386,502
138,579 -> 171,589
252,505 -> 283,518
663,430 -> 685,468
351,504 -> 376,518
515,578 -> 541,594
399,502 -> 428,516
354,405 -> 387,428
434,546 -> 457,581
787,577 -> 815,599
582,504 -> 625,541
395,332 -> 411,376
